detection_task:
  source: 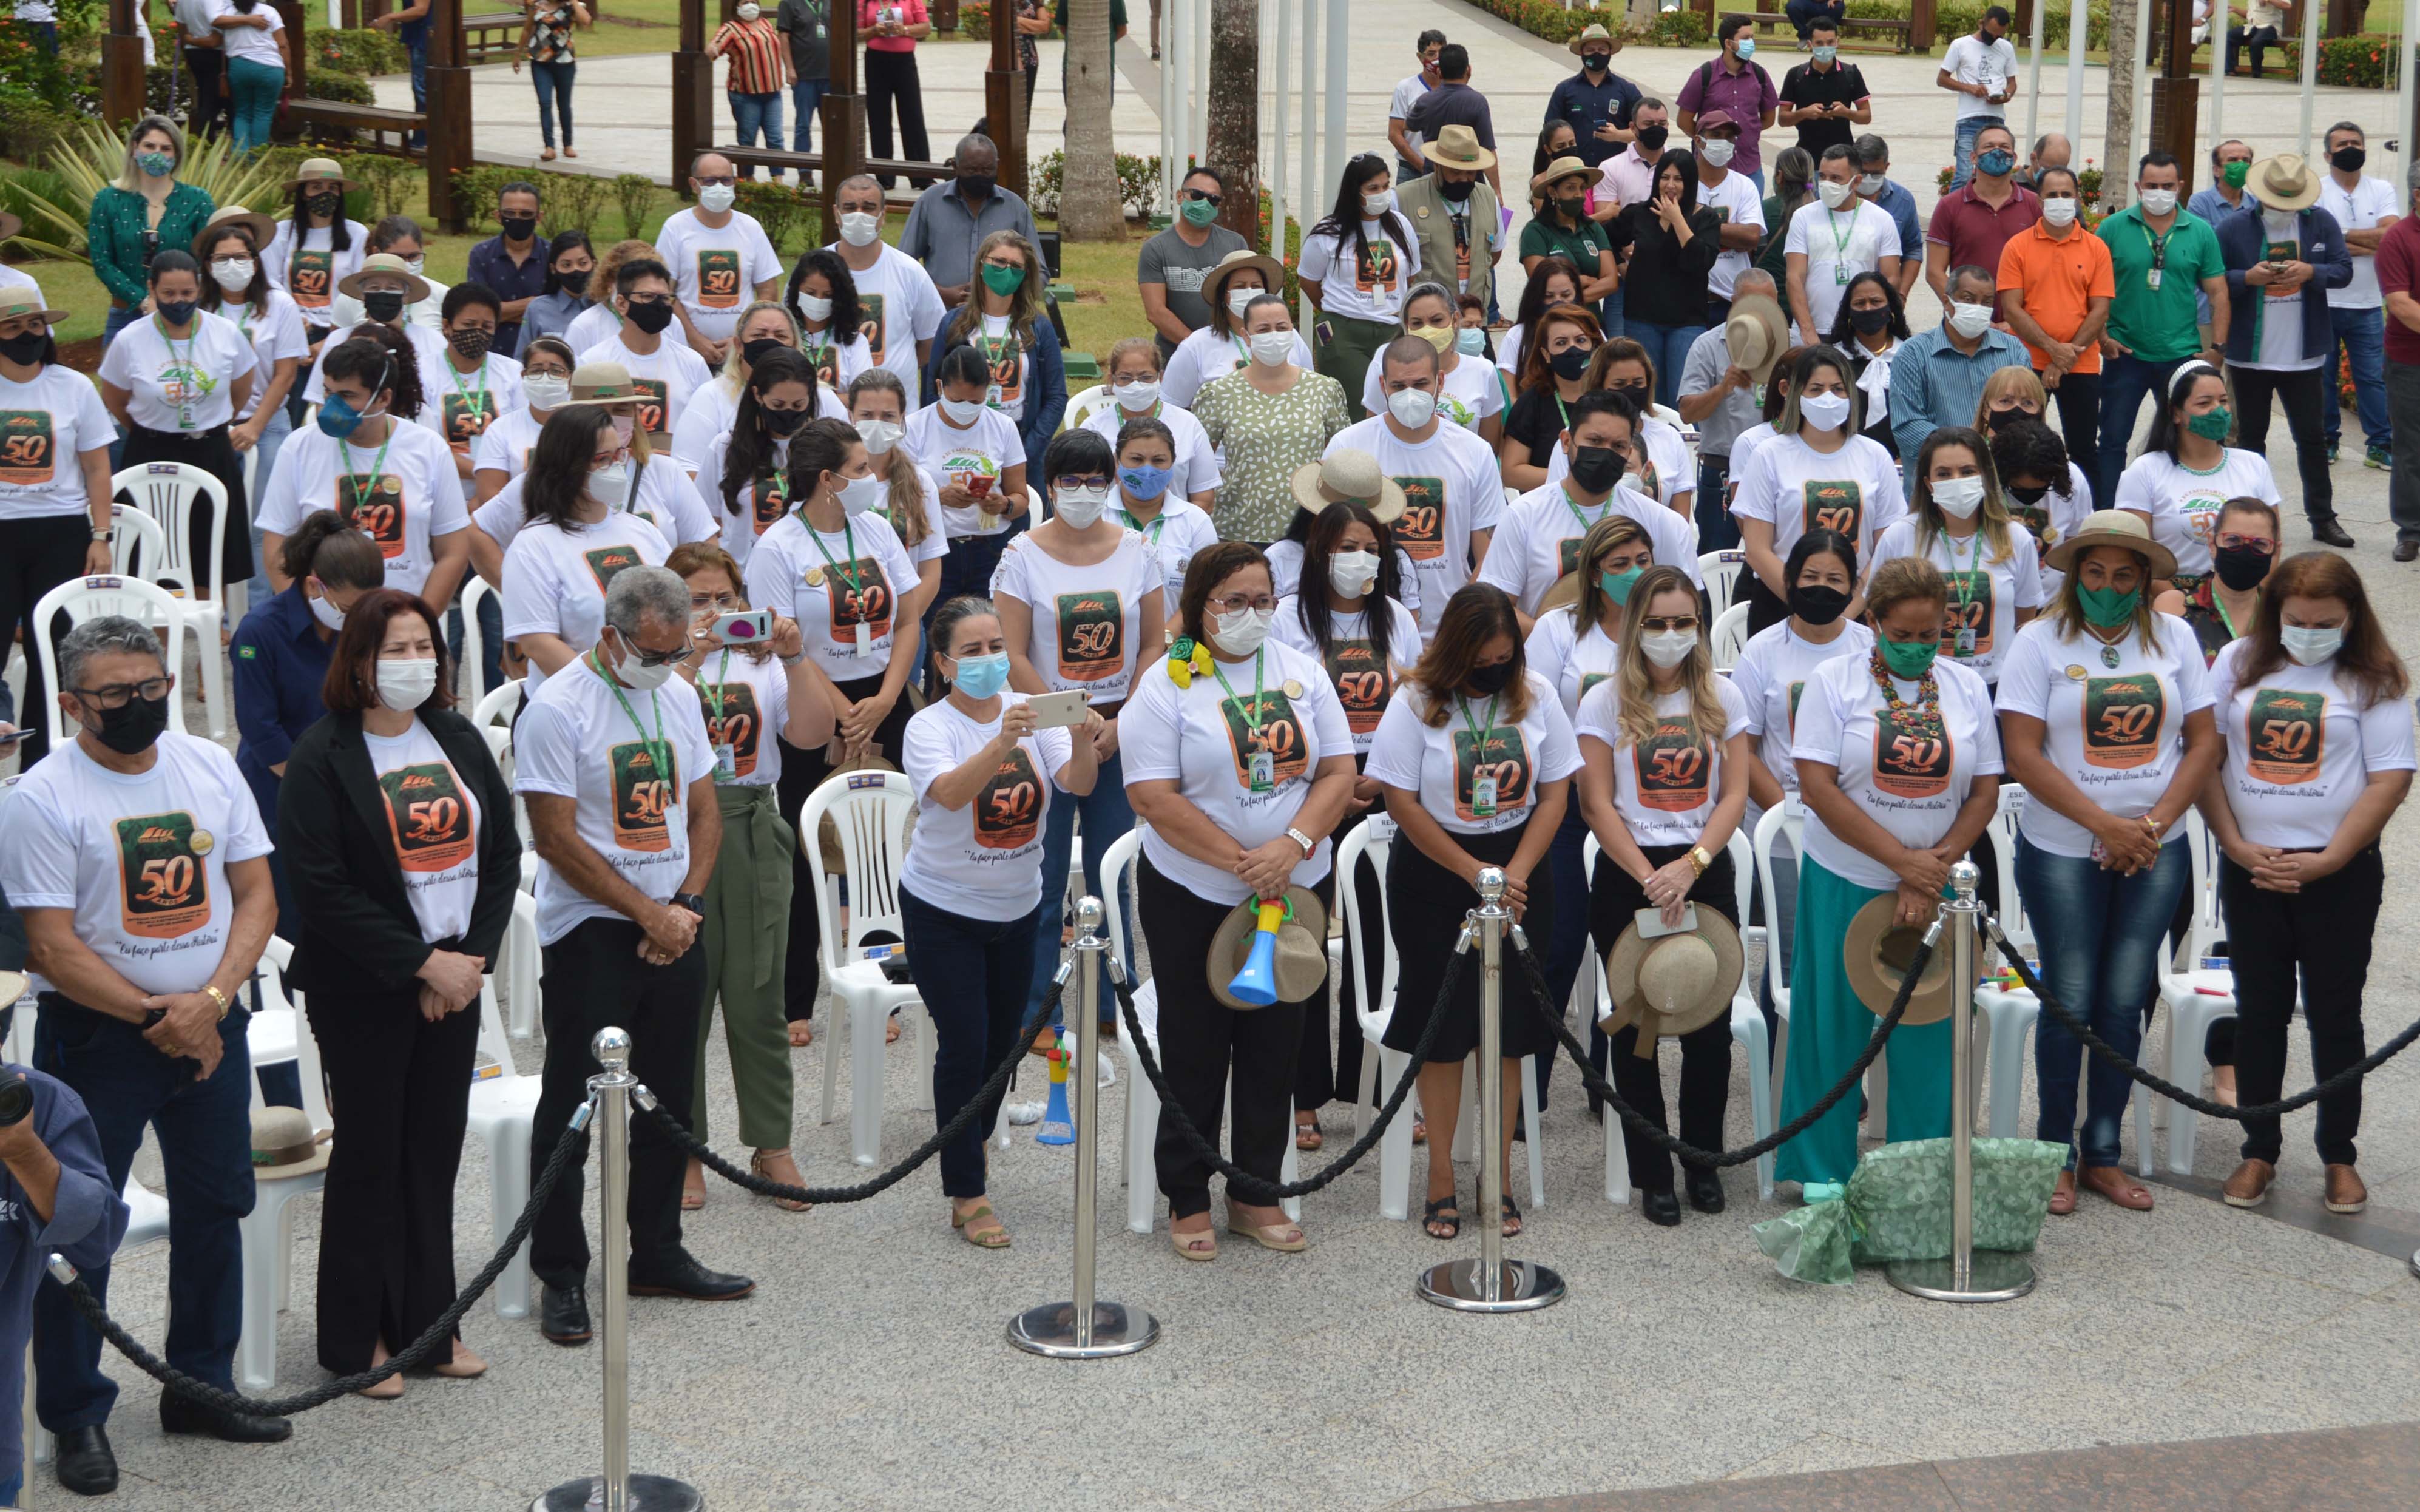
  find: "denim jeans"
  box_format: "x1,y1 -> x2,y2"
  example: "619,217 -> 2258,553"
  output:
2095,349 -> 2194,511
530,58 -> 576,148
901,886 -> 1042,1197
2324,304 -> 2388,452
1785,0 -> 1844,35
1536,805 -> 1602,1113
444,581 -> 507,694
1696,452 -> 1739,551
406,33 -> 428,147
1949,116 -> 1996,191
2016,834 -> 2189,1170
791,76 -> 828,155
1026,746 -> 1135,1029
21,18 -> 54,52
33,999 -> 256,1427
1627,319 -> 1707,410
245,403 -> 292,604
225,56 -> 283,156
1598,284 -> 1626,342
729,90 -> 785,175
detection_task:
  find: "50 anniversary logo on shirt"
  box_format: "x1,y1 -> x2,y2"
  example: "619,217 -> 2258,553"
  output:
0,410 -> 54,485
114,811 -> 211,939
610,741 -> 680,852
379,763 -> 475,872
339,473 -> 408,558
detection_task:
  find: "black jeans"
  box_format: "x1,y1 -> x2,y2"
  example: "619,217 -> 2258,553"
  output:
2220,846 -> 2381,1167
2047,369 -> 2100,476
864,48 -> 930,187
183,45 -> 228,135
2231,363 -> 2334,525
774,670 -> 913,1022
899,885 -> 1041,1198
0,513 -> 89,766
1587,844 -> 1739,1192
1297,803 -> 1376,1111
529,916 -> 707,1288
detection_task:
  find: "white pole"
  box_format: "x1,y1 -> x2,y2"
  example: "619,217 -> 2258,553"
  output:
2208,0 -> 2226,153
2025,0 -> 2047,152
1324,0 -> 1347,203
1160,0 -> 1177,212
2064,0 -> 2087,152
2295,0 -> 2320,158
2402,0 -> 2420,193
1194,0 -> 1210,166
2131,0 -> 2154,191
1299,0 -> 1322,329
1274,0 -> 1290,268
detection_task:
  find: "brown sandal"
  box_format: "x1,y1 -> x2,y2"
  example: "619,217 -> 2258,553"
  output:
2078,1164 -> 2154,1211
952,1201 -> 1010,1248
752,1149 -> 811,1212
2047,1169 -> 2078,1215
1294,1115 -> 1323,1152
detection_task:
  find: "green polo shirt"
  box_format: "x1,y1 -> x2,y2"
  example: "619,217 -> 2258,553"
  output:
1519,212 -> 1609,275
2096,205 -> 2224,361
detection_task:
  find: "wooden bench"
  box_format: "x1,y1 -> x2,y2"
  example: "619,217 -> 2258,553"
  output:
716,144 -> 956,193
284,98 -> 429,157
464,9 -> 522,62
1741,10 -> 1916,51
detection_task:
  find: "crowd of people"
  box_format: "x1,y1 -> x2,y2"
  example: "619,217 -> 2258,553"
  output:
2,15 -> 2419,1499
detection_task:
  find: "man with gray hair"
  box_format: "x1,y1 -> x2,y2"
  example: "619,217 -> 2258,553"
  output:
1886,261 -> 2029,462
898,134 -> 1042,307
515,566 -> 751,1345
1,616 -> 288,1492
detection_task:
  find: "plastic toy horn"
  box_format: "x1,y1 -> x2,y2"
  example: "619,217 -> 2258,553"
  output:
1226,897 -> 1288,1007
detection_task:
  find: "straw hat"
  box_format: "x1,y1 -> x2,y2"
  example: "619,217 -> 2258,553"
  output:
1725,292 -> 1790,384
1842,892 -> 1954,1027
2244,152 -> 2323,213
1424,124 -> 1496,174
250,1105 -> 331,1180
191,204 -> 277,256
1600,909 -> 1745,1048
1206,886 -> 1330,1011
286,155 -> 362,191
1200,247 -> 1289,305
1566,21 -> 1623,55
0,280 -> 69,326
552,360 -> 644,405
2041,508 -> 2177,581
337,252 -> 432,306
1532,155 -> 1595,198
0,970 -> 26,1008
1289,448 -> 1406,522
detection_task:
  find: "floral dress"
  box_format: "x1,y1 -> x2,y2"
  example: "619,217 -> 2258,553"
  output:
526,0 -> 576,60
1191,366 -> 1350,545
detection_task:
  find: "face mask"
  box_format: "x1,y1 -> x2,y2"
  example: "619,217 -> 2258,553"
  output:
137,150 -> 175,178
154,298 -> 198,328
1641,629 -> 1697,669
502,214 -> 538,241
316,389 -> 377,439
835,470 -> 888,516
450,328 -> 492,360
306,191 -> 343,218
1817,180 -> 1854,210
2138,187 -> 2178,217
2041,197 -> 2078,227
1986,405 -> 2034,432
1814,44 -> 1838,62
362,290 -> 407,323
89,689 -> 172,755
1226,288 -> 1261,320
1878,636 -> 1938,679
1948,302 -> 1995,339
375,656 -> 439,711
2212,542 -> 2271,592
1328,549 -> 1379,598
524,373 -> 571,411
1180,196 -> 1219,227
1931,475 -> 1986,519
698,184 -> 737,215
2328,146 -> 2364,174
1455,327 -> 1486,356
1407,325 -> 1454,356
1211,604 -> 1275,656
1855,172 -> 1885,196
742,336 -> 786,369
2222,160 -> 2251,189
1549,345 -> 1594,381
1732,36 -> 1756,58
951,650 -> 1012,699
761,403 -> 810,437
959,173 -> 998,201
1850,304 -> 1891,336
1700,139 -> 1736,168
607,630 -> 676,691
940,396 -> 989,425
1568,444 -> 1624,494
1799,391 -> 1851,431
611,415 -> 636,448
1583,50 -> 1611,72
211,258 -> 253,292
1387,386 -> 1437,428
1457,660 -> 1512,698
1120,462 -> 1172,501
839,211 -> 882,246
399,257 -> 427,278
2282,625 -> 2344,666
797,294 -> 834,322
307,590 -> 347,632
1788,581 -> 1850,626
1976,149 -> 2015,178
1248,331 -> 1296,367
1637,125 -> 1668,150
1053,485 -> 1110,528
1598,565 -> 1643,606
1362,189 -> 1396,218
589,459 -> 632,511
980,262 -> 1026,297
856,417 -> 903,454
737,2 -> 760,15
1114,379 -> 1161,411
0,329 -> 48,365
2186,405 -> 2232,441
1439,176 -> 1475,203
626,300 -> 676,335
1555,194 -> 1588,219
2005,480 -> 2049,505
2076,583 -> 2139,628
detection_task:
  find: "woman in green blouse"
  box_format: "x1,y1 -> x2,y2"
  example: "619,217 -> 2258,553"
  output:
1191,293 -> 1350,545
89,115 -> 217,345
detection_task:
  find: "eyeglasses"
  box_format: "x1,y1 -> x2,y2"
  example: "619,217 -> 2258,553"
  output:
71,675 -> 173,709
620,635 -> 695,669
1055,474 -> 1114,491
690,593 -> 739,613
1638,616 -> 1699,633
1207,593 -> 1277,615
695,175 -> 738,187
1183,189 -> 1223,207
2216,532 -> 2278,555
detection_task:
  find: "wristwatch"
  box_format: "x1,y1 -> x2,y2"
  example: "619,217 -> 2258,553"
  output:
1686,845 -> 1712,877
777,649 -> 806,667
91,527 -> 115,544
672,891 -> 708,915
1285,826 -> 1316,859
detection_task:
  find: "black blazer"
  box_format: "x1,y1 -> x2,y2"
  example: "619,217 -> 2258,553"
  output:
277,706 -> 523,1001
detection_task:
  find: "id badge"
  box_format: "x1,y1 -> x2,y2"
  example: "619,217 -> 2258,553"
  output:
814,20 -> 826,33
1833,263 -> 1849,286
854,621 -> 872,655
1247,748 -> 1275,793
177,404 -> 196,431
1954,627 -> 1977,656
714,743 -> 739,781
985,384 -> 1004,408
1471,774 -> 1498,818
2146,268 -> 2163,291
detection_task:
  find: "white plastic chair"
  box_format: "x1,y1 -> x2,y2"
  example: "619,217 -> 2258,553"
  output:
467,974 -> 544,1316
457,575 -> 498,704
112,462 -> 232,738
2152,812 -> 2234,1175
1973,784 -> 2041,1139
106,502 -> 172,581
237,937 -> 330,1392
31,575 -> 193,748
501,889 -> 542,1038
1060,383 -> 1109,434
1752,800 -> 1800,1150
1698,548 -> 1746,621
799,769 -> 934,1167
1336,818 -> 1416,1220
1710,602 -> 1749,672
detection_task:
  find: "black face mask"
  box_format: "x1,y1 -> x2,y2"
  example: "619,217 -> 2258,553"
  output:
1549,346 -> 1594,382
760,403 -> 810,437
154,299 -> 198,328
0,329 -> 47,365
362,291 -> 407,323
742,336 -> 786,369
626,300 -> 676,335
958,172 -> 998,201
2004,481 -> 2050,506
1985,405 -> 2032,432
1569,445 -> 1625,493
305,191 -> 342,218
1583,52 -> 1611,73
2212,542 -> 2271,592
1636,124 -> 1669,150
502,214 -> 539,241
1850,305 -> 1892,335
1788,582 -> 1851,626
1555,195 -> 1587,220
1439,177 -> 1475,203
549,265 -> 593,297
1465,660 -> 1516,697
2330,146 -> 2365,174
88,692 -> 171,755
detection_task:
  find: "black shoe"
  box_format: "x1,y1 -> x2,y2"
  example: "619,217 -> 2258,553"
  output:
1685,1169 -> 1727,1213
2397,540 -> 2419,563
53,1425 -> 118,1496
2312,518 -> 2356,548
627,1252 -> 756,1301
1641,1189 -> 1682,1226
158,1392 -> 292,1443
540,1283 -> 592,1345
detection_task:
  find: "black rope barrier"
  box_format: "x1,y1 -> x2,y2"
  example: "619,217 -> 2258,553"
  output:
50,1099 -> 591,1419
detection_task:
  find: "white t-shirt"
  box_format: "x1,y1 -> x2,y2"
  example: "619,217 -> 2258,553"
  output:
2008,462 -> 2096,599
651,208 -> 784,343
1697,170 -> 1768,300
1475,480 -> 1700,618
263,219 -> 370,322
964,313 -> 1036,424
1730,617 -> 1874,796
903,401 -> 1027,538
255,419 -> 467,597
217,292 -> 309,422
1942,32 -> 2016,120
1117,497 -> 1220,607
1730,430 -> 1907,573
0,732 -> 274,996
2318,174 -> 2399,308
1523,604 -> 1624,725
360,717 -> 483,942
1791,650 -> 2004,890
1867,518 -> 2044,685
1358,354 -> 1507,435
515,656 -> 716,945
209,0 -> 284,66
1081,399 -> 1223,501
2112,447 -> 2281,580
98,311 -> 259,433
797,326 -> 874,393
825,241 -> 948,386
2208,639 -> 2419,849
670,377 -> 845,474
1783,201 -> 1904,343
0,364 -> 118,522
471,403 -> 550,484
577,332 -> 714,445
1727,420 -> 1777,499
499,510 -> 672,698
416,351 -> 526,500
1265,539 -> 1423,623
474,454 -> 717,558
699,431 -> 799,563
1575,674 -> 1751,848
1160,325 -> 1313,410
1995,612 -> 2215,859
298,320 -> 450,407
690,645 -> 793,789
990,529 -> 1164,704
742,508 -> 919,675
1296,221 -> 1421,325
1542,413 -> 1695,515
1326,414 -> 1504,636
898,692 -> 1076,922
2240,213 -> 2320,372
1388,72 -> 1431,154
1269,592 -> 1422,753
563,302 -> 621,355
1366,672 -> 1582,837
1118,641 -> 1358,906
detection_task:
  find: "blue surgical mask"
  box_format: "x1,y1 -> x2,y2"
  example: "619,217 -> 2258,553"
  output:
1454,327 -> 1487,356
317,390 -> 375,439
952,652 -> 1012,700
1119,463 -> 1173,501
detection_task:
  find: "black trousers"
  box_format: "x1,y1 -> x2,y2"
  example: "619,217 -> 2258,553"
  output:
2047,370 -> 2100,476
0,513 -> 90,766
2220,846 -> 2381,1167
1296,802 -> 1376,1111
774,670 -> 914,1021
1588,843 -> 1739,1192
2231,363 -> 2334,525
529,916 -> 706,1288
308,979 -> 478,1372
118,422 -> 254,586
864,49 -> 929,187
184,45 -> 228,135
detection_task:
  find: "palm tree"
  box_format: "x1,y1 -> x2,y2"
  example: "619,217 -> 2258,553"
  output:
1058,0 -> 1127,240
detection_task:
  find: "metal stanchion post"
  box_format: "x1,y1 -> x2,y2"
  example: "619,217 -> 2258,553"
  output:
1417,869 -> 1566,1313
1889,863 -> 2036,1304
1009,897 -> 1160,1358
536,1028 -> 703,1512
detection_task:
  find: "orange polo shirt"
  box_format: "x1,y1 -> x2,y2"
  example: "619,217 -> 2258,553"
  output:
1996,217 -> 2116,375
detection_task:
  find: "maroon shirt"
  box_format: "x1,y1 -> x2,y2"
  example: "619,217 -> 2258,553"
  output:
2379,213 -> 2420,366
1925,180 -> 2042,296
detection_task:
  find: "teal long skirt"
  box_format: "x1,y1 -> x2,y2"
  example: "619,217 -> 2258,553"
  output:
1773,856 -> 1952,1187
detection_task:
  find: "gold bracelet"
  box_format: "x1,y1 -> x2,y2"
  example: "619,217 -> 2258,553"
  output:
201,984 -> 230,1020
1687,845 -> 1711,877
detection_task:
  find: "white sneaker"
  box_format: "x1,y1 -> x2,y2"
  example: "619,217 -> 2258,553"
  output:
1097,1051 -> 1117,1089
1005,1099 -> 1046,1126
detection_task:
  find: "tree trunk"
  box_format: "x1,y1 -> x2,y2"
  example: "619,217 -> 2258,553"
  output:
2103,0 -> 2136,214
1205,0 -> 1258,242
1058,0 -> 1127,240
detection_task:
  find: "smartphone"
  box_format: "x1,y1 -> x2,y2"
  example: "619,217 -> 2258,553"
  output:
0,726 -> 29,746
1635,903 -> 1698,940
714,609 -> 773,645
1027,689 -> 1090,729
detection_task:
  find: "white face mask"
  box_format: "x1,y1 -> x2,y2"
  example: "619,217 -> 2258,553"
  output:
1226,288 -> 1261,320
737,2 -> 760,15
1114,379 -> 1161,411
1817,179 -> 1855,209
2262,209 -> 2300,239
2282,625 -> 2344,666
797,294 -> 834,322
1053,485 -> 1110,528
1699,139 -> 1735,168
211,258 -> 253,292
2041,196 -> 2079,227
1211,604 -> 1275,656
837,470 -> 888,516
1385,386 -> 1436,428
1857,172 -> 1886,195
1947,301 -> 1995,338
839,211 -> 882,247
608,631 -> 676,691
522,373 -> 571,411
1798,391 -> 1851,431
400,257 -> 426,277
1641,628 -> 1698,669
307,591 -> 346,632
374,656 -> 439,712
939,396 -> 989,425
588,459 -> 632,511
855,417 -> 903,454
1248,330 -> 1295,367
1362,189 -> 1395,218
1327,549 -> 1379,598
1931,475 -> 1987,518
2137,187 -> 2178,217
698,184 -> 737,215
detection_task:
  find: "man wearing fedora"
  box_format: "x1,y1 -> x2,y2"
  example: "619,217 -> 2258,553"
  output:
1545,24 -> 1641,170
1395,128 -> 1503,316
2215,152 -> 2354,548
1678,269 -> 1787,551
1402,45 -> 1502,201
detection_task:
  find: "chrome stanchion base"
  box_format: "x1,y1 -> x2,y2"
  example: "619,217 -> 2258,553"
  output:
1006,1301 -> 1161,1358
1415,1258 -> 1567,1313
1885,1251 -> 2037,1303
532,1473 -> 705,1511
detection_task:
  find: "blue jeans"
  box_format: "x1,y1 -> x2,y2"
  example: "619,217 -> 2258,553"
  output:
406,33 -> 428,147
2325,304 -> 2388,451
245,402 -> 292,603
2095,349 -> 2194,511
1027,746 -> 1136,1029
2016,834 -> 2189,1170
1627,319 -> 1707,410
225,56 -> 283,155
33,999 -> 255,1428
1949,116 -> 1995,191
729,91 -> 785,176
1598,284 -> 1626,342
901,886 -> 1043,1197
530,58 -> 575,148
21,18 -> 54,52
791,76 -> 828,154
1785,0 -> 1844,36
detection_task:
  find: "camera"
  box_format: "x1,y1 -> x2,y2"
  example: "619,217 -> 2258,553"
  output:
0,1067 -> 33,1128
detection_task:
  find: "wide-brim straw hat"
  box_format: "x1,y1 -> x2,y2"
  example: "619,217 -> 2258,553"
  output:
0,970 -> 26,1007
1726,293 -> 1790,384
1425,123 -> 1496,174
1207,886 -> 1330,1010
1601,909 -> 1745,1047
2245,151 -> 2323,213
337,252 -> 432,306
0,281 -> 69,326
1532,154 -> 1595,197
2042,507 -> 2177,581
1291,448 -> 1406,522
1201,248 -> 1289,304
1842,892 -> 1954,1027
1566,21 -> 1623,54
192,204 -> 277,256
251,1105 -> 331,1180
553,360 -> 644,405
287,155 -> 362,191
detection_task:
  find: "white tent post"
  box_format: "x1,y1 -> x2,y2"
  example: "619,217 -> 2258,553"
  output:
1299,0 -> 1322,331
2208,0 -> 2226,152
1274,0 -> 1290,276
2025,0 -> 2047,150
2064,0 -> 2087,147
2295,0 -> 2320,157
2403,0 -> 2420,192
1323,0 -> 1345,200
1160,0 -> 1177,211
2132,0 -> 2154,189
1193,0 -> 1209,158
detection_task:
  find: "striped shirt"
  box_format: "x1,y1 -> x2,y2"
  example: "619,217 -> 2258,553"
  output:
714,18 -> 786,94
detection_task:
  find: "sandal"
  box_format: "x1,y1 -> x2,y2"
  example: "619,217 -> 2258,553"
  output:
1295,1115 -> 1323,1152
788,1019 -> 814,1048
1412,1118 -> 1428,1146
1422,1195 -> 1461,1240
539,147 -> 556,162
751,1149 -> 811,1213
2078,1164 -> 2152,1211
1225,1207 -> 1308,1252
2047,1170 -> 2078,1215
1169,1223 -> 1217,1261
952,1201 -> 1010,1248
1499,1194 -> 1523,1238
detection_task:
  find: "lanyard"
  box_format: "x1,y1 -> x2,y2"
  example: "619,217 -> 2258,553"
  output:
447,355 -> 488,408
1824,205 -> 1857,262
1942,525 -> 1983,617
702,645 -> 732,724
1455,692 -> 1499,748
802,513 -> 862,593
589,650 -> 672,791
2138,217 -> 2169,269
1560,483 -> 1610,536
1118,507 -> 1166,544
155,315 -> 198,415
342,427 -> 394,487
2212,586 -> 2254,643
1207,647 -> 1268,737
1551,390 -> 1572,435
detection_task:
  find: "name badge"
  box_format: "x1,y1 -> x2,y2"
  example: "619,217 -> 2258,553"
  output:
1834,263 -> 1850,286
854,621 -> 872,655
2146,268 -> 2163,291
714,742 -> 738,781
1954,627 -> 1977,656
1247,748 -> 1274,793
1471,773 -> 1498,818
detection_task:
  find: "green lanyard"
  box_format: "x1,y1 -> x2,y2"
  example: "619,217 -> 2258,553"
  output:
1824,205 -> 1857,262
1942,527 -> 1982,649
1560,483 -> 1611,536
343,427 -> 394,490
801,512 -> 862,593
1207,647 -> 1267,738
1118,507 -> 1166,545
447,355 -> 489,410
588,649 -> 672,792
155,315 -> 199,426
1551,390 -> 1572,436
2212,587 -> 2253,643
702,645 -> 732,724
1455,693 -> 1498,746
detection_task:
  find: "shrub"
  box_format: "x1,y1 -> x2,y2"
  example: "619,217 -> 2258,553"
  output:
960,0 -> 989,39
304,25 -> 409,77
348,154 -> 419,218
449,164 -> 522,231
2268,34 -> 2411,87
0,96 -> 81,164
1449,0 -> 1618,47
539,170 -> 613,242
7,120 -> 292,263
1030,149 -> 1163,220
1,14 -> 77,110
613,173 -> 658,240
301,67 -> 376,106
1647,7 -> 1709,45
735,178 -> 820,255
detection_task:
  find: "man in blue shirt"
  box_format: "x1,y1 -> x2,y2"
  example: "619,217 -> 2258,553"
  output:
1886,262 -> 2029,462
1543,23 -> 1641,170
464,181 -> 552,360
1854,135 -> 1924,301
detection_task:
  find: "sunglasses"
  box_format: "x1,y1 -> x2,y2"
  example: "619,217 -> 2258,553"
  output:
1183,189 -> 1223,207
70,675 -> 174,709
1638,616 -> 1699,633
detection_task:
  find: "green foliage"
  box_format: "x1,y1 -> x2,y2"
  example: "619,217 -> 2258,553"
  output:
1252,188 -> 1303,307
0,13 -> 77,110
1029,150 -> 1164,221
1646,7 -> 1709,45
2268,34 -> 2410,86
348,154 -> 418,218
0,96 -> 81,164
735,178 -> 822,256
304,25 -> 410,76
302,67 -> 377,106
613,173 -> 658,241
539,171 -> 614,242
1449,0 -> 1617,47
449,164 -> 523,231
7,120 -> 293,265
959,0 -> 989,39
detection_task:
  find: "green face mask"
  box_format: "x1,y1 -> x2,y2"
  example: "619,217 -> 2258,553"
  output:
980,263 -> 1027,297
1600,565 -> 1643,606
2222,160 -> 2251,189
2186,406 -> 2232,441
1180,197 -> 1219,228
2077,584 -> 2140,628
1878,635 -> 1938,679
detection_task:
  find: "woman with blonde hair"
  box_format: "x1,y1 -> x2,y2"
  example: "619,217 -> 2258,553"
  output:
1974,362 -> 2052,440
90,115 -> 215,344
671,299 -> 843,471
925,228 -> 1066,461
1080,336 -> 1222,507
1866,425 -> 2041,690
